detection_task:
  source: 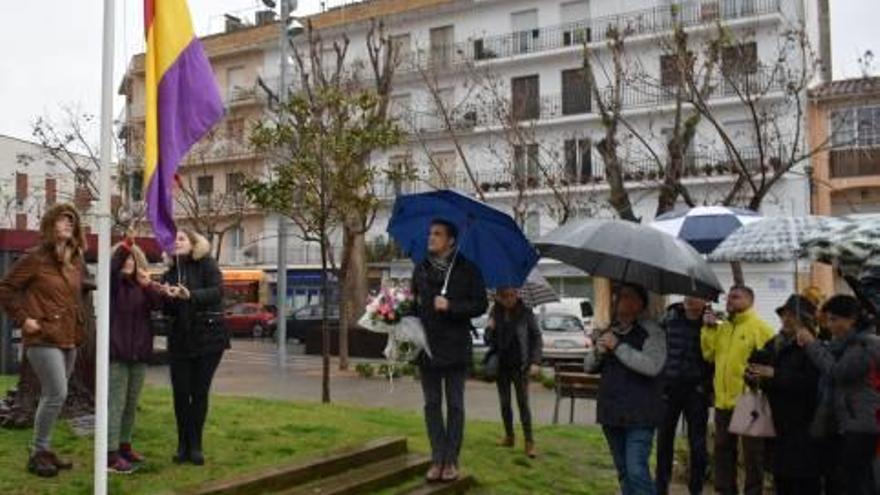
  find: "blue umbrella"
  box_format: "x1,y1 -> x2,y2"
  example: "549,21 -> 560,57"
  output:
650,206 -> 762,254
387,190 -> 539,289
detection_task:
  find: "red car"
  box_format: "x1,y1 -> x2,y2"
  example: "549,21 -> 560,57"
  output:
224,303 -> 276,338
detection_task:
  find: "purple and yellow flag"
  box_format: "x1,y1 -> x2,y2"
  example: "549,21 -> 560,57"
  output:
143,0 -> 224,252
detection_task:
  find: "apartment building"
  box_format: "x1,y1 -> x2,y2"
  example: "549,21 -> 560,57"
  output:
808,76 -> 880,294
0,134 -> 102,231
121,0 -> 826,320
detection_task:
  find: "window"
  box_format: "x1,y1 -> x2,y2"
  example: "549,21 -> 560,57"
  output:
390,33 -> 412,59
15,172 -> 27,205
429,151 -> 457,189
226,66 -> 247,101
431,87 -> 455,129
429,26 -> 454,68
721,42 -> 758,76
226,118 -> 245,141
564,138 -> 592,183
45,177 -> 57,205
512,75 -> 540,121
514,144 -> 540,187
562,68 -> 590,115
525,211 -> 541,238
130,173 -> 143,201
561,1 -> 591,46
831,106 -> 880,148
660,53 -> 692,89
15,213 -> 27,230
388,154 -> 414,195
511,9 -> 539,55
229,226 -> 244,251
722,0 -> 756,18
226,172 -> 244,194
197,175 -> 214,196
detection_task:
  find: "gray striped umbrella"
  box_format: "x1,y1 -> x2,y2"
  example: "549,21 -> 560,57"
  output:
519,270 -> 560,308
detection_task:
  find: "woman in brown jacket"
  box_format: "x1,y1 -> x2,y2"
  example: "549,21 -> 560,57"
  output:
0,203 -> 90,478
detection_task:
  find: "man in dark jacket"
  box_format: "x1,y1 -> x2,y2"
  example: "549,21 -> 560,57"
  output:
485,288 -> 542,458
412,219 -> 487,483
585,283 -> 666,495
655,297 -> 710,495
747,294 -> 822,495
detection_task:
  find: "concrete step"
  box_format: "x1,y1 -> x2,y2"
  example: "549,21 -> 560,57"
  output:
397,475 -> 475,495
186,437 -> 409,495
278,453 -> 431,495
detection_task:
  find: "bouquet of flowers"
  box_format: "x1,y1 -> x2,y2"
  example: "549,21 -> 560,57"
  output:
359,286 -> 431,366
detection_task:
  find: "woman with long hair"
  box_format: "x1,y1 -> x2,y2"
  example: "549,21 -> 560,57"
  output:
161,228 -> 228,466
0,203 -> 89,477
106,239 -> 163,473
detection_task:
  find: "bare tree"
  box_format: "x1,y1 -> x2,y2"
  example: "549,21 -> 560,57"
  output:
28,107 -> 144,232
173,129 -> 251,261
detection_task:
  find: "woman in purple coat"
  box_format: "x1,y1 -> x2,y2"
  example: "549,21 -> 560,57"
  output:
107,240 -> 162,473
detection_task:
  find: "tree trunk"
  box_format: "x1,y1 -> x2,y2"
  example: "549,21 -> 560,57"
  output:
339,213 -> 369,371
731,261 -> 745,286
1,292 -> 96,428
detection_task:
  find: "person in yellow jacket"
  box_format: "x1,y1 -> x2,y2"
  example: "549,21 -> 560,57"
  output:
701,285 -> 774,495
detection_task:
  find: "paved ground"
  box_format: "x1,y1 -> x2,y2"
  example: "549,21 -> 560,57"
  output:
146,338 -> 598,426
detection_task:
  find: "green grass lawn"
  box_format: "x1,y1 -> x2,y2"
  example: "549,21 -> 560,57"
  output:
0,374 -> 620,495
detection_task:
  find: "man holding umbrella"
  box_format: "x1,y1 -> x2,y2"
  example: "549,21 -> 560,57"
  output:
412,219 -> 488,483
585,283 -> 667,495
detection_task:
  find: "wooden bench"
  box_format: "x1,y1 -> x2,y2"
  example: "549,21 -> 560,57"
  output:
552,363 -> 600,425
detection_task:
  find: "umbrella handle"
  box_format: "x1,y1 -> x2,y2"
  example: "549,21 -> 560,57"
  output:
441,248 -> 459,296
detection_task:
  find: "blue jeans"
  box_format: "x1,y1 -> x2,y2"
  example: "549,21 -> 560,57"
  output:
603,425 -> 657,495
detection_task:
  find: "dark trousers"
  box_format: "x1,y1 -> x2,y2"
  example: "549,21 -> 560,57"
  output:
655,383 -> 709,495
774,475 -> 820,495
496,367 -> 532,442
169,352 -> 223,454
713,409 -> 764,495
838,432 -> 878,495
603,426 -> 657,495
420,365 -> 467,465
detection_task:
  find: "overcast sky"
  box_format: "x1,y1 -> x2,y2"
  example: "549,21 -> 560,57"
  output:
0,0 -> 874,143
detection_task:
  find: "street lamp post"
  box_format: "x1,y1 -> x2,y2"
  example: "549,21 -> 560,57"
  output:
264,0 -> 299,367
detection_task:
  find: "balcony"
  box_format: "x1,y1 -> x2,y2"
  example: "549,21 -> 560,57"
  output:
830,148 -> 880,179
373,147 -> 772,199
448,0 -> 782,68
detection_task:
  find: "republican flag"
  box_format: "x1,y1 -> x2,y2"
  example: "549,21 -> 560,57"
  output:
143,0 -> 224,252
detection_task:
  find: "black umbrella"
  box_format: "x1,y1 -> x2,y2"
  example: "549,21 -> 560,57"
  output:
535,218 -> 723,299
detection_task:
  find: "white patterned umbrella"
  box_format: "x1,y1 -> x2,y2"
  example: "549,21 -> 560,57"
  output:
803,214 -> 880,276
709,216 -> 850,263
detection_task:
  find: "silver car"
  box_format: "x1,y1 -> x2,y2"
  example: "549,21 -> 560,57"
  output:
539,313 -> 592,363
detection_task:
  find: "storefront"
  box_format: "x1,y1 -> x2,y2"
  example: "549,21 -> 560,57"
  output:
265,268 -> 339,315
221,269 -> 263,306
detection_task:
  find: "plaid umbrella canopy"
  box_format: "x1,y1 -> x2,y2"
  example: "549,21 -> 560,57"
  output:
709,216 -> 851,263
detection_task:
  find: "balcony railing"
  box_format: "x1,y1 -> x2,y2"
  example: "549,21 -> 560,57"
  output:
457,0 -> 780,65
830,148 -> 880,179
373,147 -> 773,198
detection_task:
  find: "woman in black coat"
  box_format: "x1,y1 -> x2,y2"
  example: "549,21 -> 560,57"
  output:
747,295 -> 822,495
485,288 -> 542,458
161,228 -> 228,466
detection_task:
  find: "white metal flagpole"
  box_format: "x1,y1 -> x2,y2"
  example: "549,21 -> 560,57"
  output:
95,0 -> 115,492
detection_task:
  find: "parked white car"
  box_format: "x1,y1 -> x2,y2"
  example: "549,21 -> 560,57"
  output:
539,312 -> 592,363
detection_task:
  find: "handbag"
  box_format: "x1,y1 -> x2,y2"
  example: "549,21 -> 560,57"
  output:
728,389 -> 776,438
483,351 -> 499,381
